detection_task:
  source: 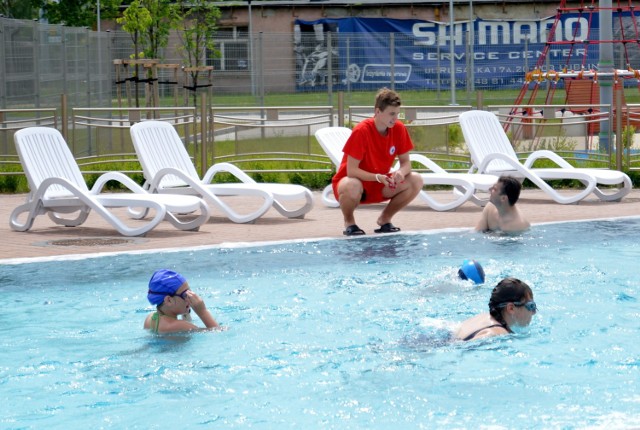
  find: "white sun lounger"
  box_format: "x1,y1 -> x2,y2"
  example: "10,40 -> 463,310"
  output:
459,110 -> 632,204
130,120 -> 314,223
11,127 -> 210,236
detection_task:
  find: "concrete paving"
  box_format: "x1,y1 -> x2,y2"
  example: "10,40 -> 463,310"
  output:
3,188 -> 640,263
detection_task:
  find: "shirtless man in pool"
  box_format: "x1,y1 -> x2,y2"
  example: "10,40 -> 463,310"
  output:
475,176 -> 530,233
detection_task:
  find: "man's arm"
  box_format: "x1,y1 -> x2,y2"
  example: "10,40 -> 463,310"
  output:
394,152 -> 413,179
475,204 -> 492,232
346,155 -> 381,183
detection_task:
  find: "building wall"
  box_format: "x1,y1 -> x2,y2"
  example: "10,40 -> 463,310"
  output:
210,3 -> 563,94
105,2 -> 589,96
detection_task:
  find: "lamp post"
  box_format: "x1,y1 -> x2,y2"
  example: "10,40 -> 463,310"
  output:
449,0 -> 457,105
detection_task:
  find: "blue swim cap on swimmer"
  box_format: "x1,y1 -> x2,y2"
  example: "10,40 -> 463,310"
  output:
458,259 -> 485,285
147,269 -> 187,305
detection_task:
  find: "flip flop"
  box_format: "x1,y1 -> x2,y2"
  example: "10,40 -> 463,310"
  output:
374,223 -> 401,234
343,224 -> 366,236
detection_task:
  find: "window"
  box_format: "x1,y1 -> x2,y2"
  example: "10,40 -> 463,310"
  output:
208,26 -> 250,72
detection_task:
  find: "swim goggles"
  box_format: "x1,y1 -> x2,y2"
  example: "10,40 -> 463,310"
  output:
497,300 -> 537,312
512,301 -> 537,312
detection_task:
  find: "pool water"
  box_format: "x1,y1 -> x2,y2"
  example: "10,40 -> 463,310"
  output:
2,218 -> 640,428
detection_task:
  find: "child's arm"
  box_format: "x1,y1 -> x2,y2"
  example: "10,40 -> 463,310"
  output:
186,291 -> 220,329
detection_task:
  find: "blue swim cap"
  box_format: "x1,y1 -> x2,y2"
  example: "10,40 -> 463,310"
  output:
458,259 -> 485,284
147,269 -> 187,305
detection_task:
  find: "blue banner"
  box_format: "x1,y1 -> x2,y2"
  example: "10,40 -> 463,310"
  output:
293,14 -> 613,90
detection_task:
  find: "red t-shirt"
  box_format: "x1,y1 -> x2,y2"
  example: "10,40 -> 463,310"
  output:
332,118 -> 414,202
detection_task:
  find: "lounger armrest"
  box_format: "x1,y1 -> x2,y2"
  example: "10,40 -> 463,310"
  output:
148,167 -> 205,192
37,177 -> 94,200
476,152 -> 524,173
202,162 -> 257,185
394,153 -> 447,174
90,172 -> 148,194
523,150 -> 574,169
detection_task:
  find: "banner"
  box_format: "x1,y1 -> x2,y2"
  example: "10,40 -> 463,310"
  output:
293,14 -> 621,91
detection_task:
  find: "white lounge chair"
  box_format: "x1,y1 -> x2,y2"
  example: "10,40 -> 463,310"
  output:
314,126 -> 497,211
129,120 -> 314,224
459,110 -> 632,204
11,127 -> 210,236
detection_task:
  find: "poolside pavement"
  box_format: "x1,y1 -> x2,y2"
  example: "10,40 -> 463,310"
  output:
3,188 -> 640,262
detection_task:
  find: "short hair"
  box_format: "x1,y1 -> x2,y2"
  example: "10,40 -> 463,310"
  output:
374,87 -> 402,112
498,176 -> 522,206
488,277 -> 533,330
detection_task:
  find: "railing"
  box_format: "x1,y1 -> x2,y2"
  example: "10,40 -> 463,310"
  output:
0,108 -> 58,174
69,106 -> 199,174
348,105 -> 476,173
0,98 -> 635,179
209,105 -> 336,175
487,103 -> 625,170
624,103 -> 640,171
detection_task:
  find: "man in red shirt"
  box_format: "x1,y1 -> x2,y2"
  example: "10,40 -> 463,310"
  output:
332,88 -> 423,236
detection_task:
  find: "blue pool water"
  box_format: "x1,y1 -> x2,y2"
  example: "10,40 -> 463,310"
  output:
2,218 -> 640,429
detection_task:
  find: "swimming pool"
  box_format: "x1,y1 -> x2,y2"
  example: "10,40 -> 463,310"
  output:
2,218 -> 640,428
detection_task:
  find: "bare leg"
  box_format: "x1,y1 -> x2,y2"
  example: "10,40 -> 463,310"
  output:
377,172 -> 423,226
337,177 -> 363,227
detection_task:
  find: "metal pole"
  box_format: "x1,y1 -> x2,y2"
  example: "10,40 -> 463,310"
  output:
0,18 -> 6,109
97,0 -> 103,106
468,0 -> 474,91
449,0 -> 457,105
248,0 -> 255,97
390,33 -> 395,91
599,0 -> 613,153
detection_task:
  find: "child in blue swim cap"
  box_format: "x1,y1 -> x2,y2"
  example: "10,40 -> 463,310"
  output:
144,269 -> 220,334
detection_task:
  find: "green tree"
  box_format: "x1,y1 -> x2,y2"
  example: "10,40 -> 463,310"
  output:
117,1 -> 152,107
43,0 -> 120,28
117,0 -> 178,107
119,0 -> 177,59
1,0 -> 44,19
142,0 -> 178,59
173,0 -> 221,108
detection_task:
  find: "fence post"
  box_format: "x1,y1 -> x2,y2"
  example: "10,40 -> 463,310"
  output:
200,93 -> 208,178
33,20 -> 41,108
259,32 -> 265,107
338,91 -> 344,127
62,26 -> 68,97
327,32 -> 333,107
0,18 -> 6,109
615,85 -> 623,171
86,27 -> 92,109
389,33 -> 395,91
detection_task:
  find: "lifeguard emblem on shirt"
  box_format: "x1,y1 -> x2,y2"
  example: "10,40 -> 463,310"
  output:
389,146 -> 396,155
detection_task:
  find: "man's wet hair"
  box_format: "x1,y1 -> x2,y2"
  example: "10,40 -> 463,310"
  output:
498,176 -> 522,206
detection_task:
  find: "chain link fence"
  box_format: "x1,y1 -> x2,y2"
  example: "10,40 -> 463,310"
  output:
1,16 -> 639,182
4,15 -> 640,109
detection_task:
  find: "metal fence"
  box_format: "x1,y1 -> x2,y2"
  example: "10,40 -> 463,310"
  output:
1,16 -> 640,182
2,98 -> 638,179
5,16 -> 640,111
